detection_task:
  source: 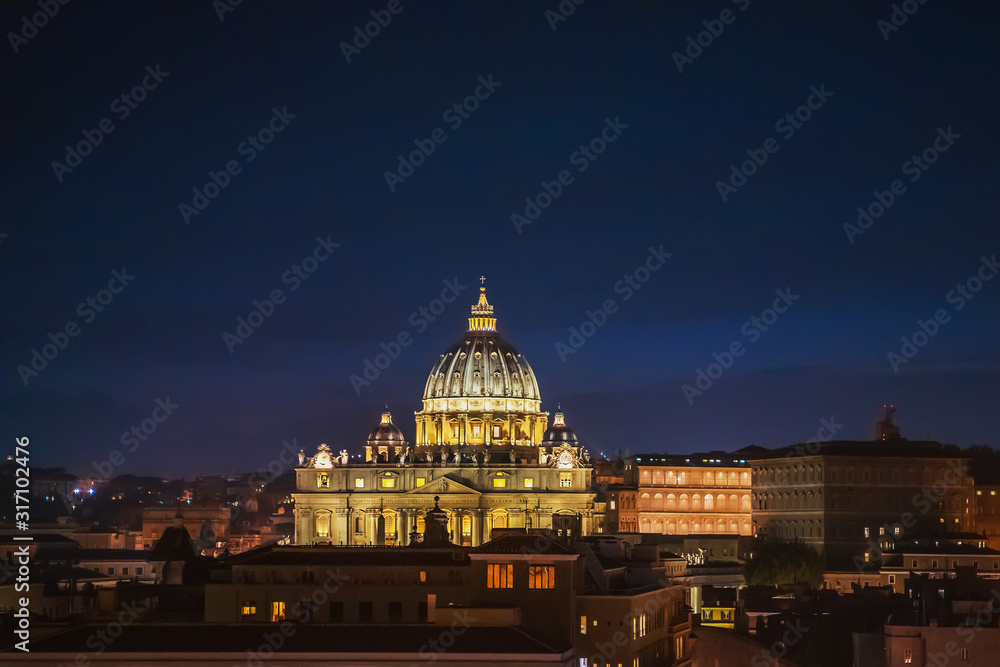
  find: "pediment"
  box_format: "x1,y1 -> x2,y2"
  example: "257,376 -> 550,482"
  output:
403,475 -> 481,496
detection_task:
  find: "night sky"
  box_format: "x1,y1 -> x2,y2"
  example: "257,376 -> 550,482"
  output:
2,1 -> 998,480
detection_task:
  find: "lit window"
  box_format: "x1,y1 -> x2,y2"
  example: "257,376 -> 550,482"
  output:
381,478 -> 395,488
473,425 -> 481,438
271,601 -> 285,622
528,565 -> 555,589
493,425 -> 501,438
452,425 -> 459,438
894,526 -> 901,536
993,491 -> 997,496
904,647 -> 912,664
419,571 -> 426,583
610,500 -> 616,510
354,477 -> 364,488
416,478 -> 425,487
317,473 -> 329,488
864,527 -> 870,538
977,490 -> 982,495
487,563 -> 513,588
241,602 -> 256,616
560,473 -> 572,488
580,615 -> 587,634
524,478 -> 534,489
879,527 -> 885,536
493,478 -> 507,488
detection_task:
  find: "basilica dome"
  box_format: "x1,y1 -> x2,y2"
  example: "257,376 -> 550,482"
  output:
422,288 -> 540,402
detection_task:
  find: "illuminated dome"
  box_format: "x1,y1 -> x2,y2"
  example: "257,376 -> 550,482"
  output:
541,408 -> 578,446
414,283 -> 547,449
422,287 -> 540,402
368,409 -> 406,446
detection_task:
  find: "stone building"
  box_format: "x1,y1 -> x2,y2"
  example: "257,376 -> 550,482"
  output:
293,286 -> 598,547
750,412 -> 974,568
605,453 -> 752,536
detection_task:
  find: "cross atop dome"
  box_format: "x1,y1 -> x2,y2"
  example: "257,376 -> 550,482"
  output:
468,279 -> 496,332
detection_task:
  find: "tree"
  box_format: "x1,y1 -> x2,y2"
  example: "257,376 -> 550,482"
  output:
744,537 -> 824,589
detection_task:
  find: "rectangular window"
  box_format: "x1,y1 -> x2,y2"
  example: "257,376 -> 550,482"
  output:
317,472 -> 329,488
381,478 -> 395,488
419,571 -> 426,583
472,425 -> 481,438
932,560 -> 938,568
528,565 -> 555,589
271,601 -> 286,622
493,425 -> 501,438
580,615 -> 587,634
359,601 -> 373,623
487,563 -> 513,588
864,527 -> 870,538
913,559 -> 918,568
610,500 -> 616,509
493,478 -> 506,488
108,567 -> 115,575
524,478 -> 533,489
889,575 -> 896,584
354,477 -> 364,488
137,567 -> 144,576
962,648 -> 969,660
416,478 -> 425,487
904,647 -> 912,664
560,473 -> 572,488
122,567 -> 129,576
241,601 -> 256,616
329,601 -> 344,623
388,601 -> 403,623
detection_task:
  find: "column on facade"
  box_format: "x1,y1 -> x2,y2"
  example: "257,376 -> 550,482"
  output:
528,416 -> 536,445
399,509 -> 409,546
484,412 -> 493,445
471,509 -> 482,547
506,415 -> 514,445
298,508 -> 312,545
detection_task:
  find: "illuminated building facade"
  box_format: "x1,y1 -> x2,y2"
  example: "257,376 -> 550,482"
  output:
605,454 -> 753,537
292,286 -> 598,546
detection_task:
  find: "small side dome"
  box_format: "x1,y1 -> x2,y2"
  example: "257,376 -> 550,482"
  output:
541,407 -> 578,445
368,409 -> 406,446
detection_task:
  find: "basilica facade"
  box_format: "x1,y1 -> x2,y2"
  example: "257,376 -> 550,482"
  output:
292,286 -> 598,547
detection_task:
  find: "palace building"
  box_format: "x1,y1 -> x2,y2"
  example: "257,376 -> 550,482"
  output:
605,453 -> 753,537
292,285 -> 598,547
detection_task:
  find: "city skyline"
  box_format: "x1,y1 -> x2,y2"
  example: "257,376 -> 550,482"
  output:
2,3 -> 998,479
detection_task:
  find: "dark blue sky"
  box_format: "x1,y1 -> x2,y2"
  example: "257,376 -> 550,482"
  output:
2,1 -> 998,479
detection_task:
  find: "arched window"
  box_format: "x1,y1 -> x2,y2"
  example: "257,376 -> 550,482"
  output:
315,511 -> 331,538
